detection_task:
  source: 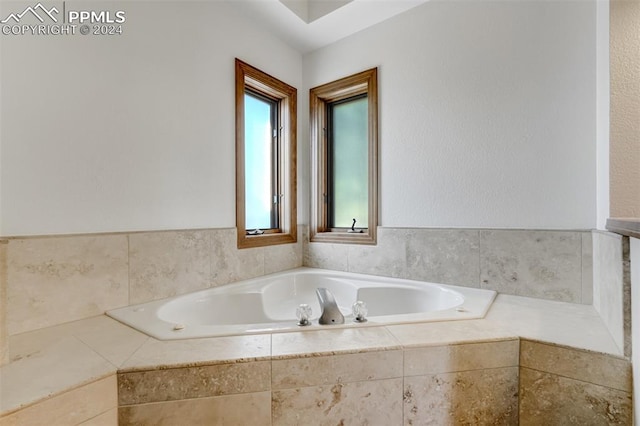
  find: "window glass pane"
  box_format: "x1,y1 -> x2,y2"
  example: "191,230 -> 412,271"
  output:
244,93 -> 274,230
330,96 -> 368,228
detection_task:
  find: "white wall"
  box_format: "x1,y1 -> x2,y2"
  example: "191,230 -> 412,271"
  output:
0,1 -> 302,236
596,0 -> 610,230
2,0 -> 602,235
610,0 -> 640,218
303,1 -> 598,229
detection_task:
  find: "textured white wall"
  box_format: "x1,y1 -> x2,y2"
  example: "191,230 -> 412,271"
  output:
597,0 -> 610,230
2,1 -> 601,235
303,1 -> 598,229
0,1 -> 302,236
610,0 -> 640,218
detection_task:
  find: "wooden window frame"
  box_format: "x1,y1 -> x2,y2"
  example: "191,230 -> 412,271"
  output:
236,59 -> 297,249
309,68 -> 378,245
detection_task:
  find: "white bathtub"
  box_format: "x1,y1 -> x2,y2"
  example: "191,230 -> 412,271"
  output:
107,268 -> 496,340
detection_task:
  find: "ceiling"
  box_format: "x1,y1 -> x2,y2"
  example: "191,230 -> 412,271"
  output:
230,0 -> 429,53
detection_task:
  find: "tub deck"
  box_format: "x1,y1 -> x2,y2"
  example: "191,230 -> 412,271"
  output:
0,294 -> 629,424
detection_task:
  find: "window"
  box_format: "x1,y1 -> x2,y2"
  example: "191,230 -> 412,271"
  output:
310,68 -> 378,244
236,59 -> 297,248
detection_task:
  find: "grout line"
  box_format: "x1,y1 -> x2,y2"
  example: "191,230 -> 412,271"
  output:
401,344 -> 406,425
126,234 -> 131,306
478,230 -> 482,289
580,232 -> 584,304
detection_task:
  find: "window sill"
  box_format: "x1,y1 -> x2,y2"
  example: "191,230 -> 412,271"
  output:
237,230 -> 297,249
310,230 -> 376,245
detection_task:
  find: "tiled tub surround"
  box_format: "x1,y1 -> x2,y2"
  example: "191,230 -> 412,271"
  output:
3,227 -> 605,340
3,228 -> 303,337
592,231 -> 630,356
0,240 -> 8,366
0,226 -> 632,424
306,227 -> 630,360
1,294 -> 631,425
305,228 -> 595,304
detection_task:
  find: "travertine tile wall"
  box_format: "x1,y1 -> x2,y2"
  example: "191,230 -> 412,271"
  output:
116,338 -> 631,425
630,237 -> 640,422
117,340 -> 520,425
0,375 -> 118,426
2,333 -> 631,425
7,234 -> 129,336
519,340 -> 632,425
402,340 -> 520,424
622,237 -> 631,357
592,231 -> 629,355
2,337 -> 628,425
0,240 -> 8,366
5,228 -> 302,336
272,350 -> 405,425
118,359 -> 272,425
3,226 -> 608,339
305,228 -> 593,304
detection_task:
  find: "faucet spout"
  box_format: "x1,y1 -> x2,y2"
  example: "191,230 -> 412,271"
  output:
316,288 -> 345,325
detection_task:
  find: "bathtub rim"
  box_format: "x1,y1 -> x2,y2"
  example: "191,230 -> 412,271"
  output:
107,267 -> 497,340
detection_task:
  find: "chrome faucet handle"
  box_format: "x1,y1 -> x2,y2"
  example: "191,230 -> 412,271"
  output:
296,304 -> 312,326
352,300 -> 368,323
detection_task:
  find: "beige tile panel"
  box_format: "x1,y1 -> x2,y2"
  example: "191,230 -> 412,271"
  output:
10,315 -> 148,368
118,360 -> 270,405
486,294 -> 622,356
7,234 -> 128,335
404,228 -> 481,287
592,231 -> 625,354
0,336 -> 115,415
581,232 -> 594,304
118,391 -> 271,426
480,230 -> 583,303
520,340 -> 631,392
303,241 -> 349,271
0,240 -> 7,366
78,408 -> 118,426
272,378 -> 403,426
519,367 -> 631,425
264,238 -> 303,275
0,375 -> 117,426
404,339 -> 519,377
387,319 -> 515,348
119,334 -> 271,372
272,350 -> 402,390
403,367 -> 519,425
271,326 -> 401,358
622,237 -> 631,358
210,228 -> 265,287
347,227 -> 408,278
60,316 -> 149,368
129,230 -> 211,304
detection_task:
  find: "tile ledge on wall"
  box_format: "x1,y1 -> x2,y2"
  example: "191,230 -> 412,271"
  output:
1,225 -> 595,240
372,226 -> 594,231
606,218 -> 640,239
0,226 -> 238,240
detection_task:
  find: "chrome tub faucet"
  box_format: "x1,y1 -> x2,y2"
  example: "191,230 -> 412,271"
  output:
315,288 -> 345,325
